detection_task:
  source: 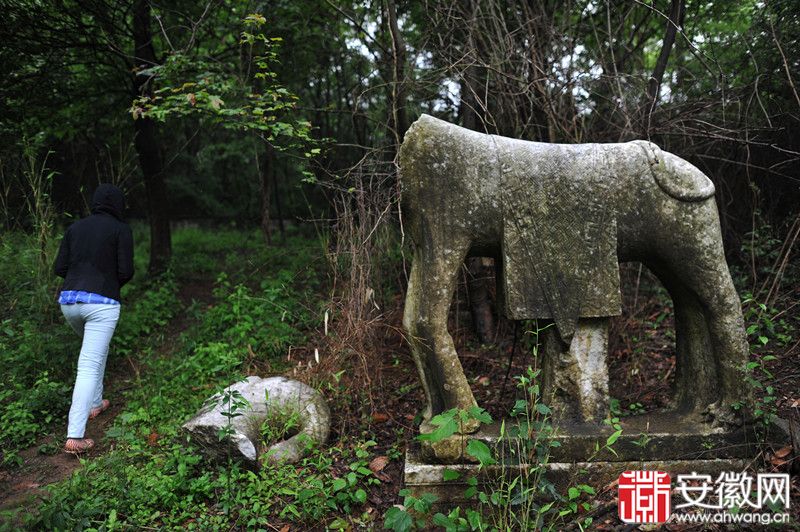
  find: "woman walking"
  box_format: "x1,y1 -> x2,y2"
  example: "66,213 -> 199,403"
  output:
54,184 -> 134,454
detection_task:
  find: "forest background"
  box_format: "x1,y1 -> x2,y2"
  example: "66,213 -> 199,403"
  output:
0,0 -> 799,529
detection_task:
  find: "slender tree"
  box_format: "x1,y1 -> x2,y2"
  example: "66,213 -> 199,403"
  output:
133,0 -> 171,274
642,0 -> 686,134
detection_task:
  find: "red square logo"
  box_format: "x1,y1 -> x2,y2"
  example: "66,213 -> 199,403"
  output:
618,471 -> 671,523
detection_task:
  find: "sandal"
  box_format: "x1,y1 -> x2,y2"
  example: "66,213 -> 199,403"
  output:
89,399 -> 110,420
64,438 -> 95,455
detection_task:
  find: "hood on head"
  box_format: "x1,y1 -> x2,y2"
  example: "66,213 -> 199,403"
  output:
91,184 -> 125,220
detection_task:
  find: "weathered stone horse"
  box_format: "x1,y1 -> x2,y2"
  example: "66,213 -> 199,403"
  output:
400,114 -> 748,432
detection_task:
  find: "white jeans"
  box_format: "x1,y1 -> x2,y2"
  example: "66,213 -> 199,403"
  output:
61,303 -> 120,438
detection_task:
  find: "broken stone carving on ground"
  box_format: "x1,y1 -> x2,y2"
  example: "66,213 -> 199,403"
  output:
183,376 -> 330,467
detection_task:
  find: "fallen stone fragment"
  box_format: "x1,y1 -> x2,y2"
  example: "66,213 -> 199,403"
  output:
183,376 -> 330,467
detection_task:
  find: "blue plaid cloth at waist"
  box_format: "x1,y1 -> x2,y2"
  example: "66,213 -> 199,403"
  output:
58,291 -> 120,305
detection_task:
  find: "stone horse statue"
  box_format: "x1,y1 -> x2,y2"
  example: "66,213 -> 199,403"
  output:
400,114 -> 748,433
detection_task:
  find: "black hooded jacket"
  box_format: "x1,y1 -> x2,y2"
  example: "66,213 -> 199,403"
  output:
54,184 -> 135,302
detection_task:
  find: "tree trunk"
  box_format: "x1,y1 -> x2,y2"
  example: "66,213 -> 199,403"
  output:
273,158 -> 286,242
384,0 -> 408,152
467,257 -> 496,344
258,143 -> 275,245
642,0 -> 685,133
133,0 -> 170,275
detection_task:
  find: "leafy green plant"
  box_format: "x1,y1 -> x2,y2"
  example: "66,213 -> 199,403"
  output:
0,223 -> 184,466
739,295 -> 793,426
417,406 -> 492,449
632,431 -> 653,448
259,404 -> 300,448
384,490 -> 439,531
200,273 -> 310,363
113,275 -> 179,358
218,388 -> 251,516
131,14 -> 317,183
0,372 -> 70,465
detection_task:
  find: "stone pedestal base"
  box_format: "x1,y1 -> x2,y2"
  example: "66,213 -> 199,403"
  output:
405,448 -> 750,504
406,413 -> 790,505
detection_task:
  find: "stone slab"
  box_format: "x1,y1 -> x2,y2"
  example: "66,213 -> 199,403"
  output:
418,412 -> 790,463
405,445 -> 751,504
408,416 -> 791,506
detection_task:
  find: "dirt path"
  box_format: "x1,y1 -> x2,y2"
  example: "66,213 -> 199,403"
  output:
0,398 -> 124,513
0,280 -> 213,519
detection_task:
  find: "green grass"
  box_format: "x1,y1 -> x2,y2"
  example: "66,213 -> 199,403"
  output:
0,231 -> 85,466
0,224 -> 322,465
2,224 -> 386,529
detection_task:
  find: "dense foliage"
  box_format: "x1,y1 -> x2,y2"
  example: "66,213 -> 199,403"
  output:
2,1 -> 796,237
